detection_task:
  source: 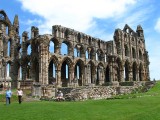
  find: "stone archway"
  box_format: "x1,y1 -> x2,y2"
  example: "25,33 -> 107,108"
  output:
105,65 -> 110,82
132,62 -> 137,81
124,61 -> 129,81
139,63 -> 143,81
61,57 -> 73,87
74,59 -> 84,86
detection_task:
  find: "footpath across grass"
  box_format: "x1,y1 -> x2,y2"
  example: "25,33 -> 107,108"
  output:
0,81 -> 160,120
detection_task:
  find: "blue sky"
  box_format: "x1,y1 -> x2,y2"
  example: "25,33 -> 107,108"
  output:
0,0 -> 160,80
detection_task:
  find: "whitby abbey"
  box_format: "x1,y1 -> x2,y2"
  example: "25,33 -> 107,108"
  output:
0,10 -> 151,99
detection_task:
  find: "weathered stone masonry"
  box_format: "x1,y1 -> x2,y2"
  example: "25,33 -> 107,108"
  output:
0,10 -> 150,97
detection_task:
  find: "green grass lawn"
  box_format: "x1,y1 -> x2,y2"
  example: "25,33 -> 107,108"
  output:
0,81 -> 160,120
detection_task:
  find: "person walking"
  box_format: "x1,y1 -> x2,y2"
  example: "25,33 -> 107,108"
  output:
6,87 -> 12,105
17,88 -> 23,104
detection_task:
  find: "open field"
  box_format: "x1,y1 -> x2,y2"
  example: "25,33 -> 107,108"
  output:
0,81 -> 160,120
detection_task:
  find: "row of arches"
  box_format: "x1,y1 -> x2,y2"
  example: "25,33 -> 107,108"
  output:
116,58 -> 144,82
124,45 -> 143,60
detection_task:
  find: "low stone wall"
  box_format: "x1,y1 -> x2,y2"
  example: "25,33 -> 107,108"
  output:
31,81 -> 156,101
62,86 -> 137,101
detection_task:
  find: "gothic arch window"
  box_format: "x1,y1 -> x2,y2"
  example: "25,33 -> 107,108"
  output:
125,45 -> 129,57
61,42 -> 68,55
105,54 -> 107,62
132,47 -> 136,58
139,64 -> 143,81
6,63 -> 11,77
85,50 -> 89,59
124,61 -> 129,81
74,60 -> 84,86
49,41 -> 54,54
105,65 -> 110,82
61,60 -> 69,87
7,39 -> 11,57
18,66 -> 22,80
6,26 -> 9,35
132,62 -> 137,81
74,62 -> 82,86
27,44 -> 31,55
126,28 -> 129,33
96,52 -> 98,61
48,60 -> 57,84
139,50 -> 142,60
74,47 -> 78,57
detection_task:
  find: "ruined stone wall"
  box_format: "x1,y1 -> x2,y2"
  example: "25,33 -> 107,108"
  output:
0,10 -> 150,95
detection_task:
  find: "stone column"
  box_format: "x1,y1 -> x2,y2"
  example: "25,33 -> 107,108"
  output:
56,70 -> 61,87
39,43 -> 49,85
120,69 -> 124,82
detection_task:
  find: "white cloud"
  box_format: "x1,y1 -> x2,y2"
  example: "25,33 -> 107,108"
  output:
154,18 -> 160,33
20,19 -> 42,25
17,0 -> 136,34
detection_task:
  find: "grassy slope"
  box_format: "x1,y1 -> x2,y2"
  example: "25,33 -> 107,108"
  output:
0,81 -> 160,120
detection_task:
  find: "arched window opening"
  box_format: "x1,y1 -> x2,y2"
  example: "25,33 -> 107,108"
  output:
49,41 -> 54,54
96,65 -> 104,85
61,42 -> 68,55
26,62 -> 31,79
75,64 -> 80,80
139,64 -> 143,81
126,28 -> 129,33
48,60 -> 56,84
66,64 -> 68,79
139,50 -> 142,60
105,65 -> 110,82
74,61 -> 83,86
7,40 -> 11,57
124,62 -> 129,81
125,45 -> 129,57
27,44 -> 31,55
105,54 -> 107,62
19,66 -> 22,80
6,26 -> 9,35
6,63 -> 10,77
61,61 -> 69,87
132,62 -> 137,81
132,48 -> 136,58
85,50 -> 89,59
74,47 -> 78,57
96,53 -> 98,61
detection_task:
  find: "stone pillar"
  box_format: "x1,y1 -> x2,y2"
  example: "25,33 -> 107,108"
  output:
39,43 -> 49,85
120,69 -> 124,82
56,70 -> 61,87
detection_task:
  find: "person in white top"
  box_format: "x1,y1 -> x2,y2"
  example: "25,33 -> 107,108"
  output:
17,88 -> 23,104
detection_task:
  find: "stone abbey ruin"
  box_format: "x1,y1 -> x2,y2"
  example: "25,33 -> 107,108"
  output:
0,10 -> 151,99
